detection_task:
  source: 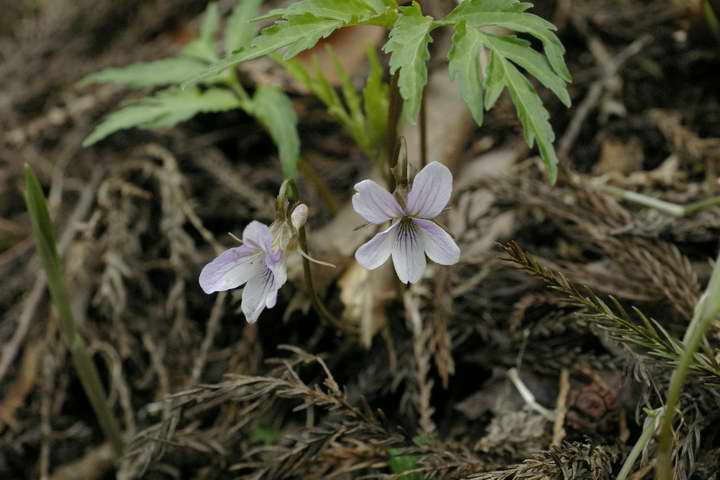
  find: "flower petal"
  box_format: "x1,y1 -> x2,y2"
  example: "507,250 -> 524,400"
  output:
413,219 -> 460,265
241,269 -> 275,323
242,220 -> 273,253
265,290 -> 278,309
392,221 -> 427,284
406,161 -> 453,219
352,179 -> 404,224
199,246 -> 264,294
355,222 -> 398,270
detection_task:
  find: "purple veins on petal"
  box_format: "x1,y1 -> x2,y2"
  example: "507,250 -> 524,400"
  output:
352,179 -> 404,224
241,269 -> 276,323
406,161 -> 453,219
392,220 -> 427,285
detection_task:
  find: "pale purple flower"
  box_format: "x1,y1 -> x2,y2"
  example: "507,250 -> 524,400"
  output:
353,161 -> 460,284
199,221 -> 287,323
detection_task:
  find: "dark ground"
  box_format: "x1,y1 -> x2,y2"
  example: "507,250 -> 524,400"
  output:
1,0 -> 720,479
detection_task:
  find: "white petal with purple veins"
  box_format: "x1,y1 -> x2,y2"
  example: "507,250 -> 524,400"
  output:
392,221 -> 427,284
199,246 -> 264,294
241,270 -> 275,323
414,218 -> 460,265
355,222 -> 398,270
406,162 -> 453,219
352,180 -> 404,224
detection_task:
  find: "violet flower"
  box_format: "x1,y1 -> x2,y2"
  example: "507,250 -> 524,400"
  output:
199,221 -> 287,323
353,161 -> 460,284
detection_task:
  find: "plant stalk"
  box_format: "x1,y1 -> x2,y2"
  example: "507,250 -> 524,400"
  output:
617,408 -> 663,480
23,164 -> 125,458
297,225 -> 345,332
386,72 -> 402,189
656,249 -> 720,479
419,89 -> 428,168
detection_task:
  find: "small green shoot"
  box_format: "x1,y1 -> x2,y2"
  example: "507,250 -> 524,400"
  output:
23,164 -> 125,458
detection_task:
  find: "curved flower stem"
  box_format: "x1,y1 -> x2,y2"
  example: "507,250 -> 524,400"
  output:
617,407 -> 663,480
297,225 -> 346,332
656,249 -> 720,480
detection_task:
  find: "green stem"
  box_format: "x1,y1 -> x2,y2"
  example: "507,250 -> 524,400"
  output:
617,407 -> 663,480
419,87 -> 428,168
297,225 -> 346,332
656,249 -> 720,479
386,72 -> 402,190
226,71 -> 252,109
599,185 -> 720,217
23,165 -> 125,458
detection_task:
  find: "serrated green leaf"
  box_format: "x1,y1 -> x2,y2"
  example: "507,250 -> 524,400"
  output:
443,0 -> 571,82
382,4 -> 434,124
448,22 -> 484,126
251,86 -> 301,178
184,14 -> 343,86
498,58 -> 558,183
363,47 -> 389,154
388,448 -> 424,480
79,57 -> 210,88
257,0 -> 379,23
479,33 -> 570,106
328,46 -> 363,125
484,51 -> 505,109
225,0 -> 263,54
83,87 -> 241,146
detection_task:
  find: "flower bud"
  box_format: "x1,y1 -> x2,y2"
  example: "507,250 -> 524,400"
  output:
291,203 -> 309,230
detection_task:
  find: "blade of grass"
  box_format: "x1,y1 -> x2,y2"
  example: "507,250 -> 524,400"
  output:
23,164 -> 125,458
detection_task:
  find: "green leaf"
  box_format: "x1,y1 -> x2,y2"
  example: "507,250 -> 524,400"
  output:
388,448 -> 424,480
484,50 -> 505,110
382,3 -> 434,124
363,46 -> 389,154
79,57 -> 210,88
250,86 -> 301,178
498,57 -> 558,184
83,87 -> 241,146
183,3 -> 221,62
257,0 -> 380,23
448,22 -> 484,126
480,33 -> 570,106
443,0 -> 571,82
184,14 -> 344,86
225,0 -> 263,54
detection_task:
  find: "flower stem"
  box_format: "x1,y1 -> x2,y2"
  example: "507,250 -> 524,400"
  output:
617,407 -> 663,480
23,164 -> 125,458
656,249 -> 720,479
419,88 -> 428,168
297,225 -> 346,332
386,71 -> 402,189
598,184 -> 720,217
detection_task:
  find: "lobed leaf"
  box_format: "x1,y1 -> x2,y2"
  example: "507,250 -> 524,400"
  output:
83,87 -> 241,146
362,47 -> 389,154
257,0 -> 381,23
498,58 -> 558,184
444,0 -> 570,82
183,2 -> 221,62
251,86 -> 301,179
448,22 -> 484,126
382,4 -> 434,125
79,57 -> 211,89
479,33 -> 570,106
184,14 -> 344,85
225,0 -> 263,54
